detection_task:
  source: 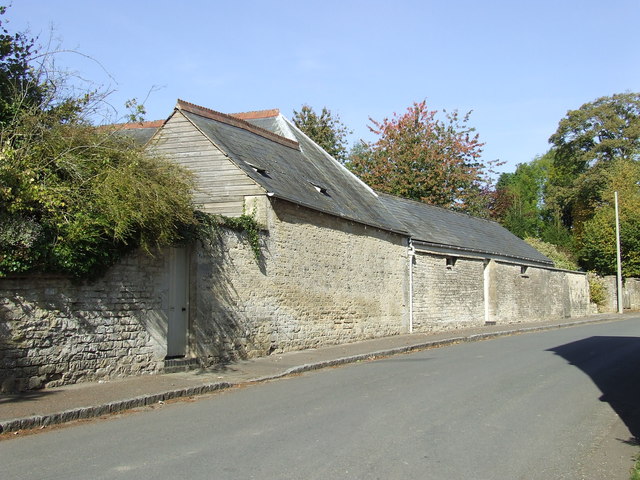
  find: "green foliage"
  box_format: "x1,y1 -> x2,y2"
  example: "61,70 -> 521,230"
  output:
578,159 -> 640,277
631,457 -> 640,480
0,120 -> 197,277
219,213 -> 262,262
292,105 -> 352,163
546,92 -> 640,233
550,92 -> 640,172
124,98 -> 147,123
0,9 -> 197,278
346,101 -> 498,216
0,6 -> 46,126
524,237 -> 578,271
493,92 -> 640,276
587,273 -> 607,307
190,210 -> 262,262
493,154 -> 551,238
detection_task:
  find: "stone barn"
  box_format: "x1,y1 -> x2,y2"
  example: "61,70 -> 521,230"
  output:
0,100 -> 590,390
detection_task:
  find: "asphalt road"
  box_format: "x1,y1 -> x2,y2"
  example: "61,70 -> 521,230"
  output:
1,318 -> 639,479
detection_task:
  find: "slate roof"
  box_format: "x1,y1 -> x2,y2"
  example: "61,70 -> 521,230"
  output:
126,100 -> 553,266
176,100 -> 409,234
115,120 -> 165,145
378,192 -> 553,265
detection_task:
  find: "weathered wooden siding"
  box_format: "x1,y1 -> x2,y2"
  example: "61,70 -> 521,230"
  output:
150,111 -> 264,216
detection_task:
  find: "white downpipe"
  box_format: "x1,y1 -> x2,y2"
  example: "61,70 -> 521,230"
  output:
483,259 -> 490,324
408,239 -> 415,333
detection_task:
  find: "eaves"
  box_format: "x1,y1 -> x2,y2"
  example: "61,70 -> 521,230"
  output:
411,239 -> 555,268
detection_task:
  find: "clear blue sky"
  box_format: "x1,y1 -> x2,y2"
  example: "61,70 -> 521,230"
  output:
9,0 -> 640,174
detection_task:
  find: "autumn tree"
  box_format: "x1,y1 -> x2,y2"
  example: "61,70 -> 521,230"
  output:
346,101 -> 497,216
292,104 -> 352,163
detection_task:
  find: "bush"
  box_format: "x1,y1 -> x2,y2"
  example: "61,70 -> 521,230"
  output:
587,273 -> 607,307
0,116 -> 197,278
524,237 -> 579,270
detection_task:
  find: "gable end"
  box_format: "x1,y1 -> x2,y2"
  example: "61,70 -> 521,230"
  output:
176,100 -> 300,151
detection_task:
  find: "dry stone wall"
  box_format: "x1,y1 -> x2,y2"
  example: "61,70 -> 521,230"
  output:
0,252 -> 168,392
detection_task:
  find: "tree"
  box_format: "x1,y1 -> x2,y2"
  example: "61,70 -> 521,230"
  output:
492,154 -> 550,238
546,92 -> 640,232
578,159 -> 640,277
346,100 -> 497,216
0,9 -> 197,278
292,105 -> 352,163
550,92 -> 640,172
0,6 -> 46,125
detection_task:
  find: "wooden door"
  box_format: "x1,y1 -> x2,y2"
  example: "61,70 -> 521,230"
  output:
166,247 -> 189,357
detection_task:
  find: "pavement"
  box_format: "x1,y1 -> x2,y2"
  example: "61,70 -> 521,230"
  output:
0,312 -> 630,434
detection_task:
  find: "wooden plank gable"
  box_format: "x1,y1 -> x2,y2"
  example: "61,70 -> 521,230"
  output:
149,110 -> 264,216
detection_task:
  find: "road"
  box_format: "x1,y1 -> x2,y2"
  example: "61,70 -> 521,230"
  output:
1,318 -> 639,479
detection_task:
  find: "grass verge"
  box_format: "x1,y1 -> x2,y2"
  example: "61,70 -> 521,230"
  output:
631,457 -> 640,480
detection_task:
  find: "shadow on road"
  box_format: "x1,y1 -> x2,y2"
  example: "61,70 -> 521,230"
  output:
548,336 -> 640,443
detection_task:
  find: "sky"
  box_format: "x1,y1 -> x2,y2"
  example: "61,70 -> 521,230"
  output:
8,0 -> 640,175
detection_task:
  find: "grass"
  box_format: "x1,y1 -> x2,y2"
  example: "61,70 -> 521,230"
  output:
631,457 -> 640,480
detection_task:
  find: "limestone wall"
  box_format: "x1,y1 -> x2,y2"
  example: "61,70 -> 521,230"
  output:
411,252 -> 590,332
412,255 -> 485,331
0,195 -> 593,391
0,252 -> 169,392
490,262 -> 589,322
191,198 -> 408,365
598,276 -> 640,312
624,278 -> 640,310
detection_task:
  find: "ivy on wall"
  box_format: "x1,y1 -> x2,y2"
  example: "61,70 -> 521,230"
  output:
190,210 -> 263,263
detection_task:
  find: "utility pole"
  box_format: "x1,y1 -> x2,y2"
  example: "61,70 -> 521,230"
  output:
615,191 -> 623,314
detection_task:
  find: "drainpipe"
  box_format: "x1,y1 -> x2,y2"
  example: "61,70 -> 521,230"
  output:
408,239 -> 415,333
483,259 -> 492,325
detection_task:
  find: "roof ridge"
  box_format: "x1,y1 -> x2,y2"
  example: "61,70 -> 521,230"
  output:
230,109 -> 280,120
112,120 -> 165,129
176,100 -> 299,150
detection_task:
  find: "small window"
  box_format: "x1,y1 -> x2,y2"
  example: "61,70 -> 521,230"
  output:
309,181 -> 330,196
520,265 -> 529,277
446,257 -> 457,269
248,163 -> 270,178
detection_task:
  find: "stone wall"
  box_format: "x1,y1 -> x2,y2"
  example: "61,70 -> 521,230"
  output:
411,252 -> 590,332
490,262 -> 589,322
0,252 -> 169,392
0,195 -> 594,391
624,278 -> 640,310
598,276 -> 640,312
191,198 -> 408,365
412,255 -> 485,331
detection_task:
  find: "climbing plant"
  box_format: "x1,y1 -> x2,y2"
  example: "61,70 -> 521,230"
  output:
191,210 -> 263,263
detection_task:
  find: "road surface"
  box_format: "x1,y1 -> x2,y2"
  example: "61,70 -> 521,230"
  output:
1,318 -> 639,479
